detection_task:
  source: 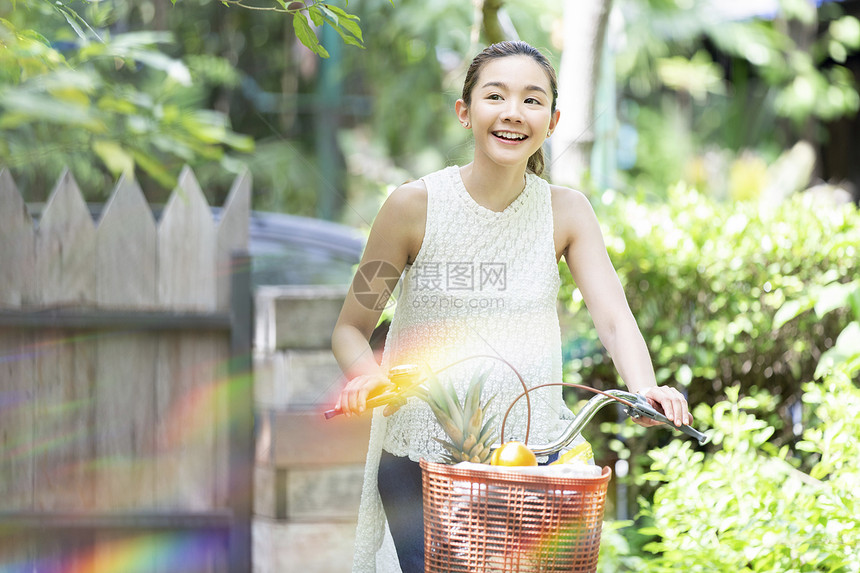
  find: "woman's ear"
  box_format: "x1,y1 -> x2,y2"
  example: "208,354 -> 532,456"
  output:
547,108 -> 561,137
455,99 -> 471,129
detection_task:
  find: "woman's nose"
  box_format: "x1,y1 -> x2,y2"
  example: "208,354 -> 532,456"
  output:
500,102 -> 524,122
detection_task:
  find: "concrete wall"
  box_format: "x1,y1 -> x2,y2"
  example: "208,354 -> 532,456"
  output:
253,286 -> 370,572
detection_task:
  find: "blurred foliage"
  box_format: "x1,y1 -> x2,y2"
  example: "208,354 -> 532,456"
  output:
186,0 -> 365,59
573,184 -> 860,570
598,369 -> 859,572
562,184 -> 858,408
560,184 -> 859,505
0,0 -> 252,202
7,0 -> 855,214
615,0 -> 860,198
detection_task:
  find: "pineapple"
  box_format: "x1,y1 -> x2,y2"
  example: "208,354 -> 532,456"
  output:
420,367 -> 499,464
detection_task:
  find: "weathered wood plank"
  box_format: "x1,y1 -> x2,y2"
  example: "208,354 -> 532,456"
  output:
212,172 -> 251,519
93,332 -> 157,511
153,530 -> 228,573
155,332 -> 218,511
35,170 -> 97,307
96,175 -> 157,309
32,329 -> 96,511
93,531 -> 155,573
32,532 -> 93,573
0,328 -> 35,511
0,169 -> 36,308
212,337 -> 231,509
216,170 -> 251,312
93,175 -> 159,512
0,531 -> 34,571
157,166 -> 216,312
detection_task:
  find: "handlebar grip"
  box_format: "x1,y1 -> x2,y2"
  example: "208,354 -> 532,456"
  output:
322,390 -> 402,420
625,397 -> 710,445
323,407 -> 340,420
678,423 -> 709,445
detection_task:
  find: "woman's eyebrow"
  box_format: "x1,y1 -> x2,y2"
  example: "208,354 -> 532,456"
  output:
480,81 -> 548,95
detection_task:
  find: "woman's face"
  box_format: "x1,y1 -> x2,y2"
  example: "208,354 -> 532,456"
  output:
458,55 -> 559,170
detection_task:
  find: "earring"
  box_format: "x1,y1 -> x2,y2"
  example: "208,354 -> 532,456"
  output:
464,122 -> 470,128
547,131 -> 552,137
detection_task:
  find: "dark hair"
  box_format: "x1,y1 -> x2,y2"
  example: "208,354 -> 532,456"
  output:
461,41 -> 558,177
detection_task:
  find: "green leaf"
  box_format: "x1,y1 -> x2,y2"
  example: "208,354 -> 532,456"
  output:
93,140 -> 134,176
815,321 -> 860,378
813,280 -> 860,318
830,16 -> 860,50
130,149 -> 175,189
308,5 -> 324,27
321,4 -> 363,42
54,6 -> 88,43
773,297 -> 814,329
321,4 -> 360,22
292,11 -> 329,58
329,22 -> 363,48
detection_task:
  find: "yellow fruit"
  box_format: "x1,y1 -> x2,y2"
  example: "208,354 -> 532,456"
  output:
490,441 -> 537,467
490,447 -> 502,465
550,441 -> 593,465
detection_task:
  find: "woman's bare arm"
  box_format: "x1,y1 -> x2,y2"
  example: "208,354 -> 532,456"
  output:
332,180 -> 427,416
553,186 -> 690,426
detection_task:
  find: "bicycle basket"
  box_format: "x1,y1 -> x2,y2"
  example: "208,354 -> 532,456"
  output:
421,459 -> 611,573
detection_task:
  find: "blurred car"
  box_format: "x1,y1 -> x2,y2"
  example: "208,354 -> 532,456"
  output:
232,210 -> 364,287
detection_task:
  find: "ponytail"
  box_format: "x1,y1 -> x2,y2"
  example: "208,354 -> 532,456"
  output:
528,148 -> 545,177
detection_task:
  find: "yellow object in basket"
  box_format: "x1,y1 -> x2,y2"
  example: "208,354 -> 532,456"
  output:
551,440 -> 593,465
490,441 -> 538,466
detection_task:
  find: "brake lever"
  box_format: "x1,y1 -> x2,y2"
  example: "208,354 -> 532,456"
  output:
625,394 -> 710,445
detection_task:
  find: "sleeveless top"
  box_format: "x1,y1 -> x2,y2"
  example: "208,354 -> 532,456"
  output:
352,166 -> 572,572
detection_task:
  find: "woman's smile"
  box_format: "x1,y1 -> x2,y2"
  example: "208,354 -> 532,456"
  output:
492,130 -> 529,143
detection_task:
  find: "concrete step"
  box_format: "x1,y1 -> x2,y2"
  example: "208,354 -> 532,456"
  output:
254,463 -> 364,521
255,286 -> 348,351
253,518 -> 355,573
254,349 -> 345,410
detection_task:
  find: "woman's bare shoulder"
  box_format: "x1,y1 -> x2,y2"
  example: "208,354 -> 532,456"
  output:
378,178 -> 427,220
549,184 -> 596,222
371,179 -> 428,261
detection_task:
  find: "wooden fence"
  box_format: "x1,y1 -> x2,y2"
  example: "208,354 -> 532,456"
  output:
0,167 -> 253,572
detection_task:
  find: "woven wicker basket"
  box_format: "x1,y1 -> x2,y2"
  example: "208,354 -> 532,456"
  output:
421,459 -> 611,573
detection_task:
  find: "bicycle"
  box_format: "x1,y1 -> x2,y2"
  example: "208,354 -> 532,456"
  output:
420,384 -> 708,573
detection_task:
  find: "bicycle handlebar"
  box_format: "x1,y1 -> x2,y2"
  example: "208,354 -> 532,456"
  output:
325,361 -> 710,453
524,389 -> 709,456
622,392 -> 709,445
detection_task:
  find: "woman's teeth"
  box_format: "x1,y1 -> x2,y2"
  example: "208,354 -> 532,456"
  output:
493,132 -> 527,140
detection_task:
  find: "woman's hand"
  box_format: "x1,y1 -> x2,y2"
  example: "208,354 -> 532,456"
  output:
335,373 -> 394,417
636,386 -> 692,427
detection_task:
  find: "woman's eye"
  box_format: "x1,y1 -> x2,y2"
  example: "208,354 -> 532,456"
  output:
525,97 -> 541,105
487,94 -> 502,100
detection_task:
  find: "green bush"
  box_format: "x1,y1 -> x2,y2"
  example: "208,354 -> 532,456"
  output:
562,184 -> 859,438
600,372 -> 860,573
586,186 -> 860,571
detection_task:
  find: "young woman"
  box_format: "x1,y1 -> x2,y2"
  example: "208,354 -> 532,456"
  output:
332,41 -> 691,573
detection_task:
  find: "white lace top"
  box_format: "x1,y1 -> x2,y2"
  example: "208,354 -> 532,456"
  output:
352,166 -> 571,572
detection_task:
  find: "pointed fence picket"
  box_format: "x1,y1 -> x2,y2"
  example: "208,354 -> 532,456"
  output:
0,170 -> 35,308
0,167 -> 253,573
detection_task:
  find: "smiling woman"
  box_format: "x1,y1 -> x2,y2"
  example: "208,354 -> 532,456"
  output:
330,40 -> 691,573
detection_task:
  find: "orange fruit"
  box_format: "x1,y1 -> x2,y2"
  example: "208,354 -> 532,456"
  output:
490,441 -> 537,466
